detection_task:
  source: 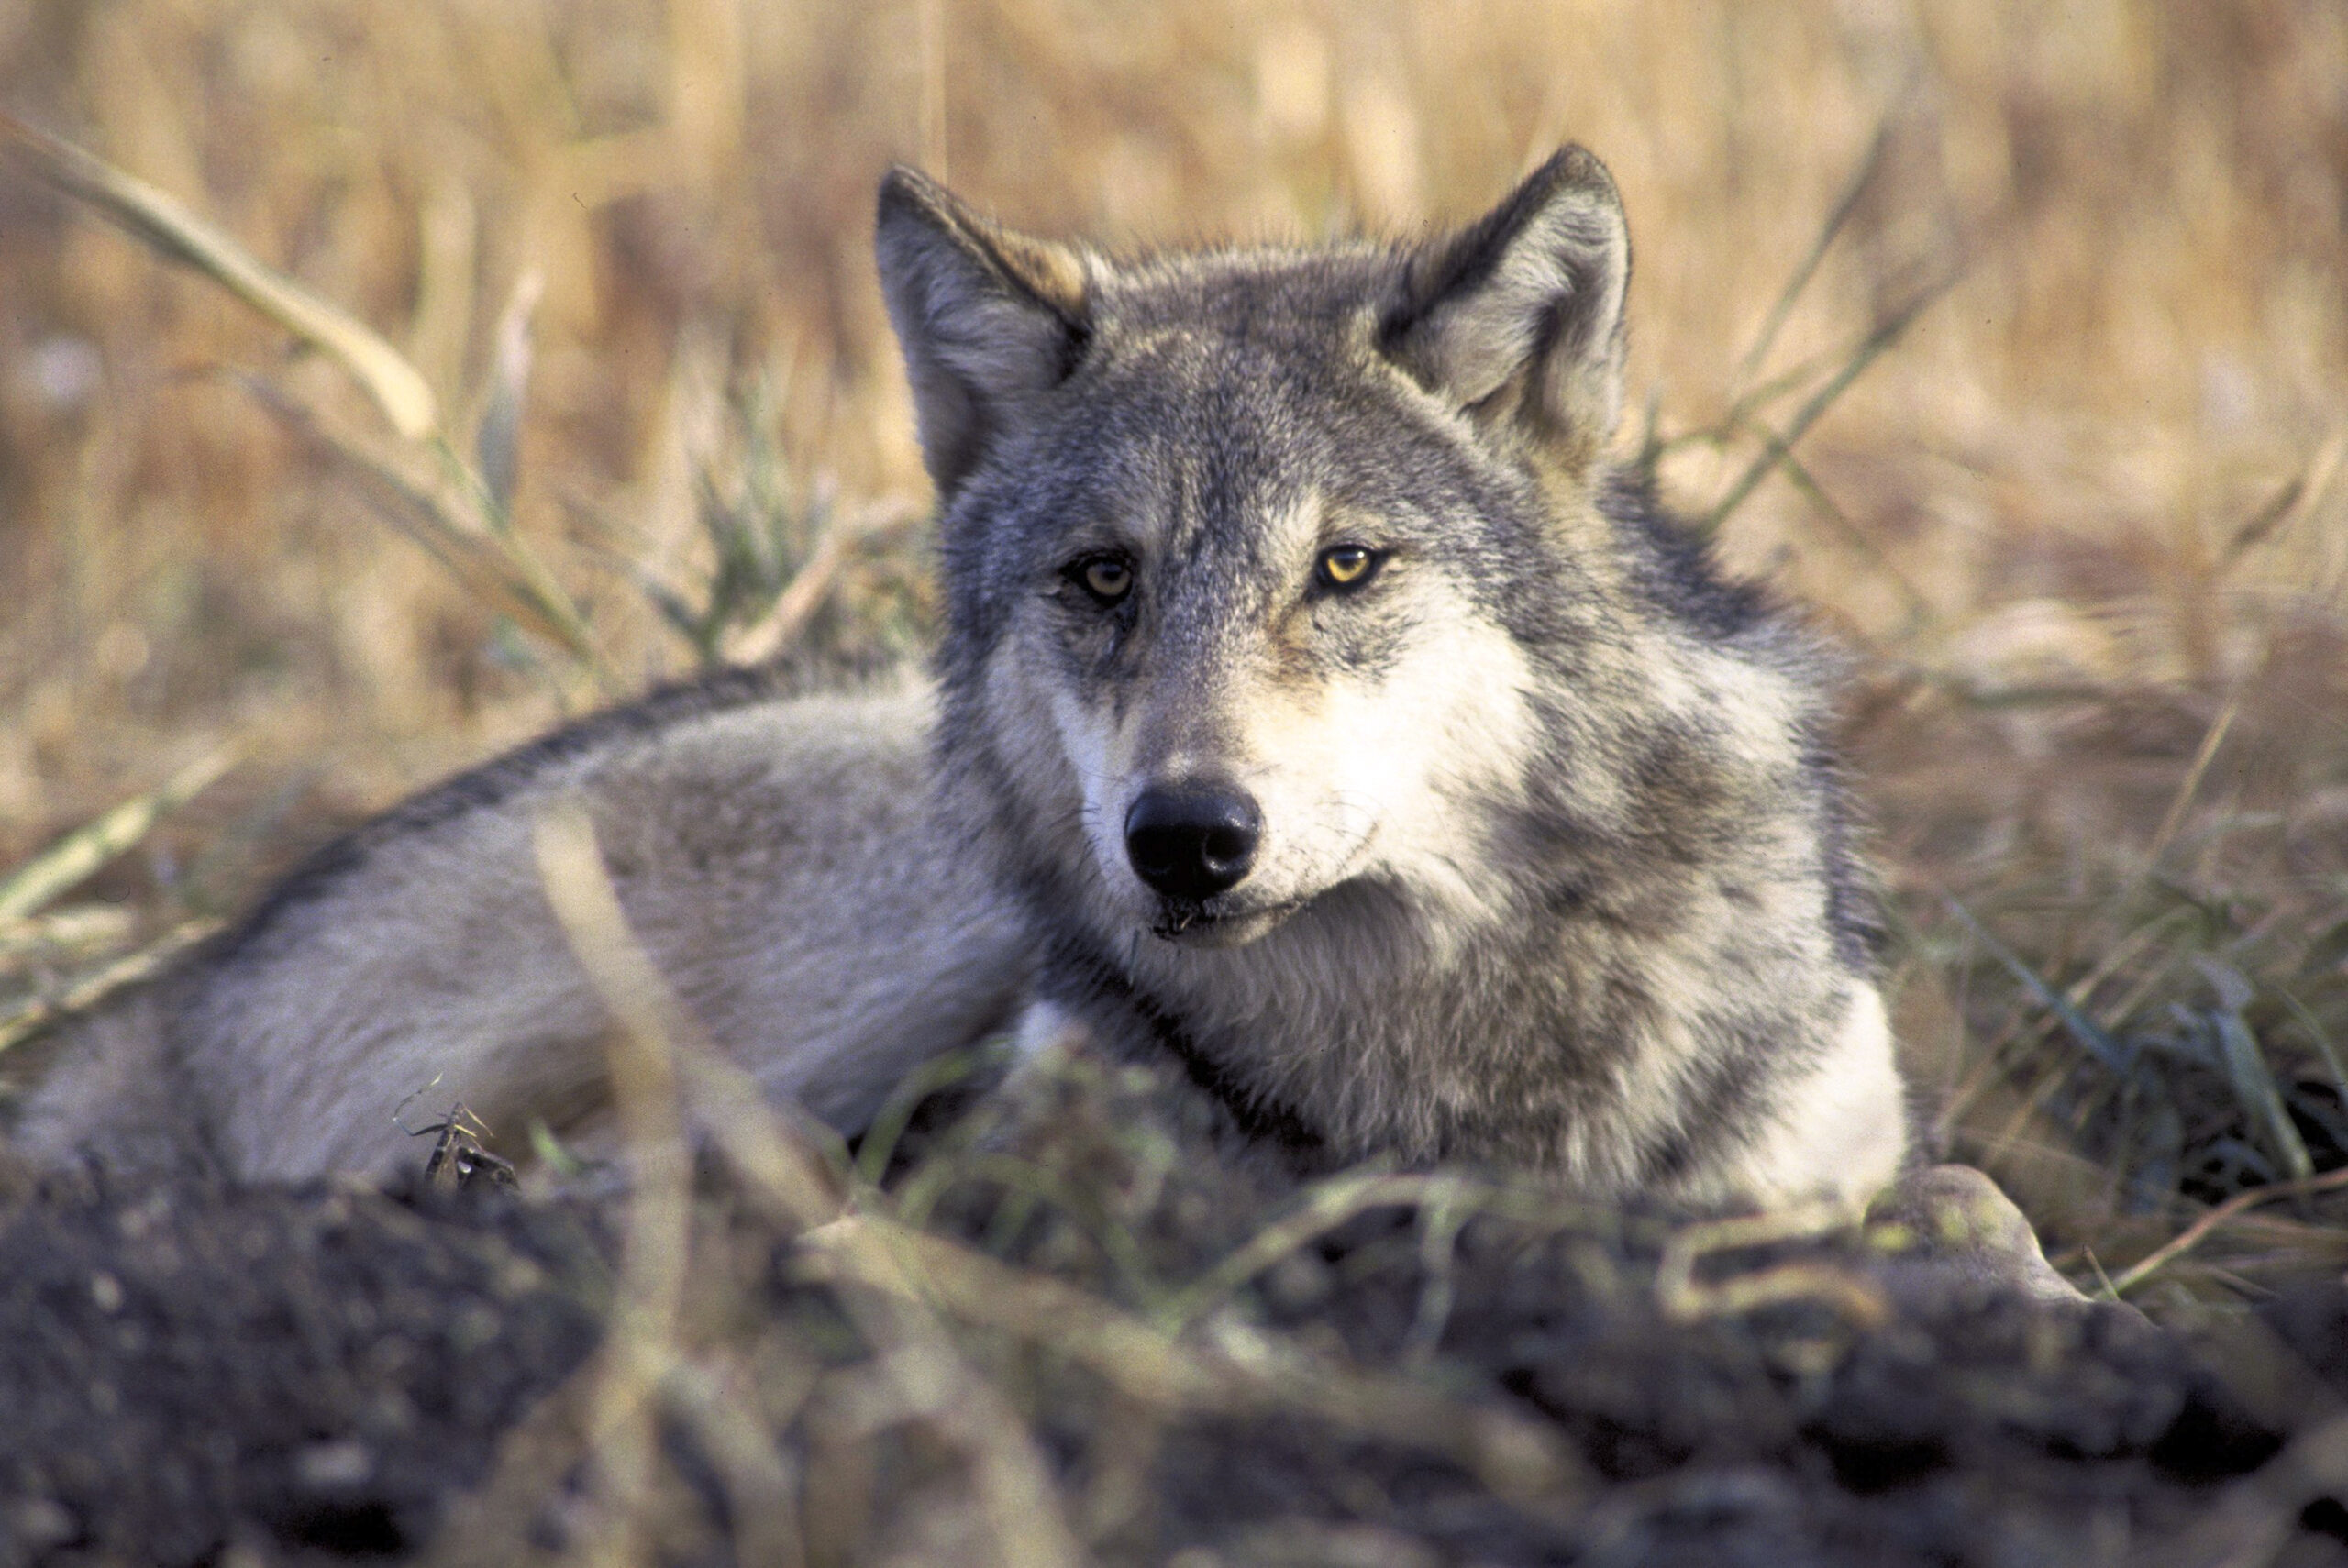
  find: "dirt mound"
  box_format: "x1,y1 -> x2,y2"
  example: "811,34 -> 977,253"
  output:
3,1055 -> 2343,1568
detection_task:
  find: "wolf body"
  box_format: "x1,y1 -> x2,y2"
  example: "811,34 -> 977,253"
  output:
14,149 -> 1908,1207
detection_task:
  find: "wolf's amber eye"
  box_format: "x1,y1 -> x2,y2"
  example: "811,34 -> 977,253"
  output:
1315,544 -> 1381,590
1071,556 -> 1133,604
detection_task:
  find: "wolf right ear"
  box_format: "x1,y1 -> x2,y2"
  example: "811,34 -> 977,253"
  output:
1380,147 -> 1630,472
875,168 -> 1091,497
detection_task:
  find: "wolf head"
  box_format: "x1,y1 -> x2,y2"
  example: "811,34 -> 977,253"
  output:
878,151 -> 1642,951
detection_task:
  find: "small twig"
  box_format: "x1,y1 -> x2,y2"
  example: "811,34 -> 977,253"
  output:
2107,1163 -> 2348,1296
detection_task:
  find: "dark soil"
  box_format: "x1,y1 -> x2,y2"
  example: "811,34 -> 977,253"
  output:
0,1173 -> 607,1566
4,1055 -> 2346,1568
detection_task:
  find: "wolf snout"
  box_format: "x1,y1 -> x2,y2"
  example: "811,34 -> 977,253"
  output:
1124,780 -> 1261,900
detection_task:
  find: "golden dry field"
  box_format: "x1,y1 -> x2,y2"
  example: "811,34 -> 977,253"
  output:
3,0 -> 2347,1309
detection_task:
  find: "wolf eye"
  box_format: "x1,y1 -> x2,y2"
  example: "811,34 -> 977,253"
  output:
1314,544 -> 1382,591
1068,555 -> 1134,605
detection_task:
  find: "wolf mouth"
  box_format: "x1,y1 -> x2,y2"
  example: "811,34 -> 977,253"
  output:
1148,895 -> 1309,946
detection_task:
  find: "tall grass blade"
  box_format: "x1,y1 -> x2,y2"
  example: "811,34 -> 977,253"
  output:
0,110 -> 437,441
2276,985 -> 2348,1108
2143,696 -> 2239,869
0,917 -> 222,1056
1732,113 -> 1895,389
475,271 -> 545,521
1943,896 -> 2133,1077
0,748 -> 234,923
238,376 -> 615,690
1703,265 -> 1963,536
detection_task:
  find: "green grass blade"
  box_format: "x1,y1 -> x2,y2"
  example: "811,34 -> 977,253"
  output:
2199,958 -> 2316,1184
1942,896 -> 2134,1077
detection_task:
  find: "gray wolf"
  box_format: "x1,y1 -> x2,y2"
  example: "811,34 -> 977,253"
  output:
12,148 -> 1911,1210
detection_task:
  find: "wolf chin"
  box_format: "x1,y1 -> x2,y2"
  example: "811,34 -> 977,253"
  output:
11,148 -> 1909,1209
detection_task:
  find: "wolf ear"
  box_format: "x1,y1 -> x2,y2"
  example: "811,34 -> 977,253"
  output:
1380,147 -> 1629,469
875,168 -> 1091,497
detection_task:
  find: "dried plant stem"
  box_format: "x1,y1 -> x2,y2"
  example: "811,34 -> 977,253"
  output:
685,1074 -> 1089,1567
0,748 -> 234,922
239,380 -> 615,690
531,804 -> 693,1568
0,114 -> 615,690
532,820 -> 1081,1567
0,109 -> 437,440
0,919 -> 221,1057
723,501 -> 919,665
1731,113 -> 1895,389
1702,267 -> 1963,535
2107,1163 -> 2348,1296
2143,695 -> 2240,869
657,1353 -> 807,1568
795,1211 -> 1591,1511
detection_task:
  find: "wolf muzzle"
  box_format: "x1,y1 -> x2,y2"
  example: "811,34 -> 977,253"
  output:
1124,779 -> 1261,900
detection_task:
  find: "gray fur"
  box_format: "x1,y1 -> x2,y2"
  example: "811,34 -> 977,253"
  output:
15,664 -> 1031,1179
16,148 -> 1911,1211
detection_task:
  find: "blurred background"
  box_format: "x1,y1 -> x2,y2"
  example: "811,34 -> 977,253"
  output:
1,0 -> 2344,1300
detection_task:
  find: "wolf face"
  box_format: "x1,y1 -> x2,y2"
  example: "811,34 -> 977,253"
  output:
882,151 -> 1634,956
880,150 -> 1905,1201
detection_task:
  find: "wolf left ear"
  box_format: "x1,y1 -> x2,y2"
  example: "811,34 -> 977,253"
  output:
1380,147 -> 1630,470
875,168 -> 1091,498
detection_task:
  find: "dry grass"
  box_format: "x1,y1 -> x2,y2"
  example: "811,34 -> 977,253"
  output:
1,0 -> 2344,1314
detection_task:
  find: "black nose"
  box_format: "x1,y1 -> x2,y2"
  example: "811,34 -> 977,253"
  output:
1124,781 -> 1262,900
